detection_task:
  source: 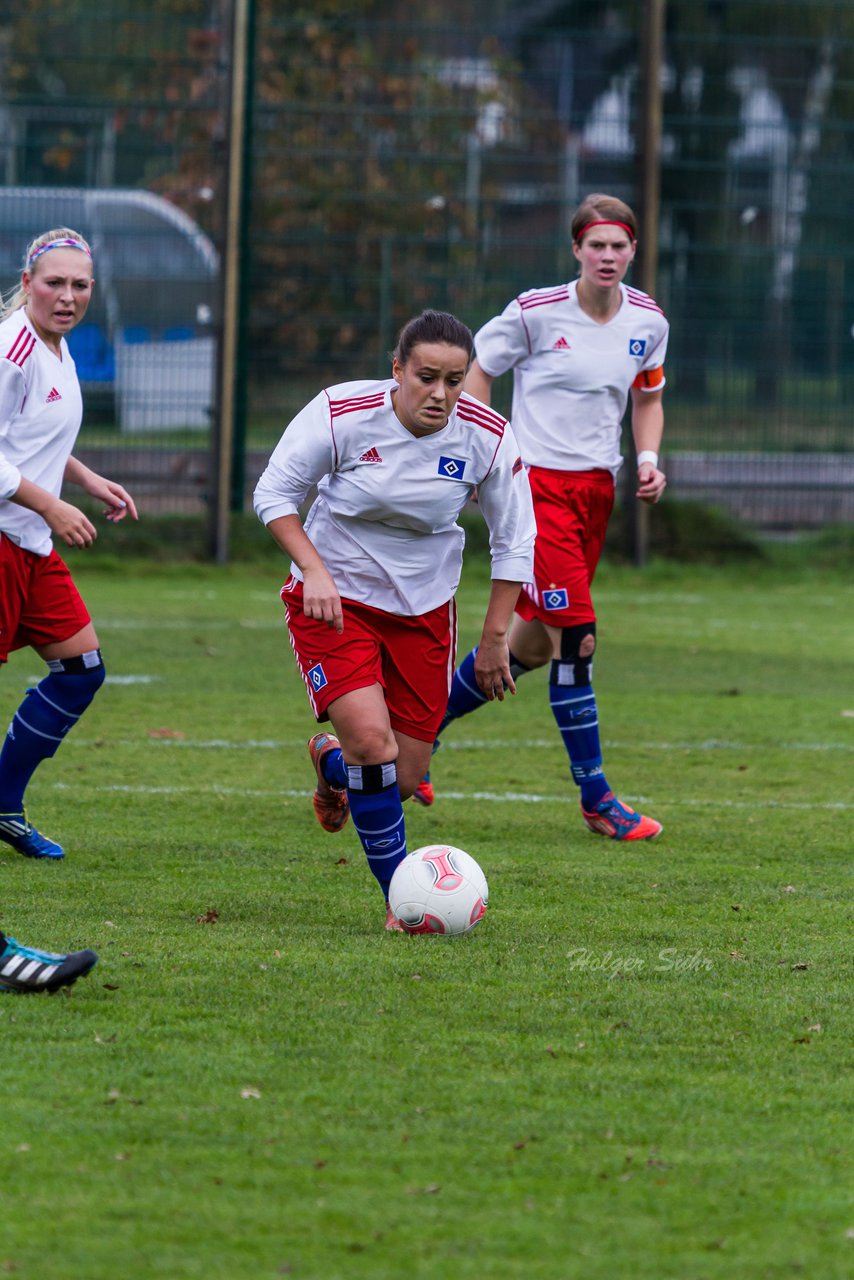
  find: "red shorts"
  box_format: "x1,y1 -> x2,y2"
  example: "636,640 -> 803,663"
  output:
0,536 -> 91,664
282,577 -> 457,743
515,466 -> 615,628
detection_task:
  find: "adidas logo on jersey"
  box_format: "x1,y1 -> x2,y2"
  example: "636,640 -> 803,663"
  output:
46,387 -> 62,403
552,336 -> 570,350
358,446 -> 382,463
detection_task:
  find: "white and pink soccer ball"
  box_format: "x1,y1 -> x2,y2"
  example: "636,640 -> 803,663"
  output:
389,844 -> 488,936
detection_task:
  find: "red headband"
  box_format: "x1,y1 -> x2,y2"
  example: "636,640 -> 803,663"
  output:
575,220 -> 636,243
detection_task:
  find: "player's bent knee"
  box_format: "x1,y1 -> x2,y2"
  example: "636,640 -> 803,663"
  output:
340,726 -> 398,767
551,623 -> 596,687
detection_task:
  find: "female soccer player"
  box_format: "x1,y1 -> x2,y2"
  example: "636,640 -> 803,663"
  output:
254,310 -> 535,928
417,194 -> 669,841
0,228 -> 137,860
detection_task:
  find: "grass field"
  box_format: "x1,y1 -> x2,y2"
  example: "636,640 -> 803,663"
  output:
1,551 -> 852,1279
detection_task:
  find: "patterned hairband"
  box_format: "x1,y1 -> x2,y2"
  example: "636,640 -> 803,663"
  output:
27,239 -> 92,267
575,220 -> 636,242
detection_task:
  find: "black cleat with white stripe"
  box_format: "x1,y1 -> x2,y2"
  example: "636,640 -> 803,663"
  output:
0,936 -> 98,993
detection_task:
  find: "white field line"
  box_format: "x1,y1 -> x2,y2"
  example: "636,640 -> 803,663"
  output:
67,735 -> 854,753
50,780 -> 853,810
92,619 -> 281,630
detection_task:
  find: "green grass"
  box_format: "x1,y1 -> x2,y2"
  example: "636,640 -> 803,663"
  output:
1,554 -> 853,1279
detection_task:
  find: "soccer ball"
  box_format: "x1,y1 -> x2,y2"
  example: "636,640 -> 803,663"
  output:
389,844 -> 488,936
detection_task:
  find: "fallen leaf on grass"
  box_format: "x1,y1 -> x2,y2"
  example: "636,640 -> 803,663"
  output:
335,857 -> 349,866
791,962 -> 809,971
196,909 -> 219,924
102,983 -> 120,991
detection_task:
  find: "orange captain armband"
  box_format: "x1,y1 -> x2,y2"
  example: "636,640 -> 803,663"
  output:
632,365 -> 665,392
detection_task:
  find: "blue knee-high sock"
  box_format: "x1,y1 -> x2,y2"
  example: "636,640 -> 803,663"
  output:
345,762 -> 407,901
0,654 -> 106,813
318,743 -> 347,790
548,659 -> 610,810
438,646 -> 532,736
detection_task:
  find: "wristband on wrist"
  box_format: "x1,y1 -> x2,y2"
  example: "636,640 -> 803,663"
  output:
636,450 -> 658,468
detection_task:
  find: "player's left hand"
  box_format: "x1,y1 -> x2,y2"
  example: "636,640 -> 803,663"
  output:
99,480 -> 138,523
636,463 -> 666,505
77,465 -> 139,522
474,637 -> 515,701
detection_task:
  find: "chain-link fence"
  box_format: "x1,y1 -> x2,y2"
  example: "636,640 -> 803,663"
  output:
2,1 -> 852,545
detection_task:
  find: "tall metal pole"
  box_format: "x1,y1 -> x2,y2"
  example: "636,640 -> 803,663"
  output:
630,0 -> 665,566
210,0 -> 252,563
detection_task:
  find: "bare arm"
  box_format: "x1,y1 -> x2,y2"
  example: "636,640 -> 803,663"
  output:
265,513 -> 344,634
463,359 -> 494,406
473,579 -> 523,701
9,475 -> 98,548
630,387 -> 666,505
64,456 -> 138,523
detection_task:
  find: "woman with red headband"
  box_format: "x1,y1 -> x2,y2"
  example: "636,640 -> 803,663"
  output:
416,193 -> 669,842
0,226 -> 137,867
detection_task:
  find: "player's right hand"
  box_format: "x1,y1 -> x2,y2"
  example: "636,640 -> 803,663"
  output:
46,499 -> 98,547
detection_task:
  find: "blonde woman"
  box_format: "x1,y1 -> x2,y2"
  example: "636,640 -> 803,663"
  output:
0,228 -> 137,861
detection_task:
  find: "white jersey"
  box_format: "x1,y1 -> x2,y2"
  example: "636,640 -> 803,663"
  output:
254,379 -> 536,616
474,280 -> 669,474
0,308 -> 84,556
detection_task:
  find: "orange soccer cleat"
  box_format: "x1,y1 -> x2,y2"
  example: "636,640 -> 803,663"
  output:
307,733 -> 350,833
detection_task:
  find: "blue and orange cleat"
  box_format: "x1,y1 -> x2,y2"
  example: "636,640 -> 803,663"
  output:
581,791 -> 662,842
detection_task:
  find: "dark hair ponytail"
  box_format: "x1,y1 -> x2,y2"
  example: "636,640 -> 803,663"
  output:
393,310 -> 474,366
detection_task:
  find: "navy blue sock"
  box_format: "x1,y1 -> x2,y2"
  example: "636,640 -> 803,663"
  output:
318,742 -> 347,790
345,761 -> 407,900
548,663 -> 610,810
438,647 -> 531,736
0,655 -> 105,812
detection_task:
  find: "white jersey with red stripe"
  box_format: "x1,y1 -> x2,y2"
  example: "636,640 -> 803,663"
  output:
0,308 -> 84,556
473,280 -> 669,474
254,378 -> 536,616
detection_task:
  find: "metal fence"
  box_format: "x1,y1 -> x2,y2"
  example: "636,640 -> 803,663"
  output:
2,0 -> 852,548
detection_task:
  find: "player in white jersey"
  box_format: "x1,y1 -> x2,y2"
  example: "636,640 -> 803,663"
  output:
255,310 -> 535,929
0,227 -> 137,868
418,194 -> 668,842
